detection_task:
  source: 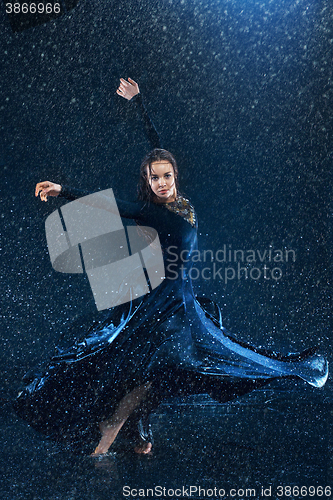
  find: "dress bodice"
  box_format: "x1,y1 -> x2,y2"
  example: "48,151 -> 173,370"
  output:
163,196 -> 196,228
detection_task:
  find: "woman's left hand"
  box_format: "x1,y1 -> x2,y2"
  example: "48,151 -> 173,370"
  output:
116,78 -> 140,100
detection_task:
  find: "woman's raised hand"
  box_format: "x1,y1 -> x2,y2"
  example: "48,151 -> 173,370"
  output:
116,78 -> 140,100
35,181 -> 62,202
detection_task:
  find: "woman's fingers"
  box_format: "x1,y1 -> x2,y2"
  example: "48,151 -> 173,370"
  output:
35,181 -> 51,201
118,78 -> 129,91
128,77 -> 138,87
118,80 -> 129,93
117,78 -> 140,100
35,181 -> 48,197
35,181 -> 61,201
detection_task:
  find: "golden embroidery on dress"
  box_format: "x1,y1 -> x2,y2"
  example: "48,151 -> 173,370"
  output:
164,195 -> 196,227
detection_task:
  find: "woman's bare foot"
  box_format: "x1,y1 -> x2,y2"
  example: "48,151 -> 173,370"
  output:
91,423 -> 120,457
90,382 -> 152,457
134,440 -> 152,454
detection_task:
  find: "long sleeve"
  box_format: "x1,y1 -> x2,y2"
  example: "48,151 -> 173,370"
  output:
58,185 -> 147,221
130,94 -> 162,149
58,185 -> 92,201
58,92 -> 162,210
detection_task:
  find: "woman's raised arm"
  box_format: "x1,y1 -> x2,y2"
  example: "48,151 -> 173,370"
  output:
35,77 -> 162,203
117,77 -> 162,149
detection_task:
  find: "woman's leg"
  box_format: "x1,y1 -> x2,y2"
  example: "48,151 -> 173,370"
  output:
91,382 -> 152,456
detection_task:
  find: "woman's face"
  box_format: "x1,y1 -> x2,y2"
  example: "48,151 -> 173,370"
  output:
148,160 -> 177,203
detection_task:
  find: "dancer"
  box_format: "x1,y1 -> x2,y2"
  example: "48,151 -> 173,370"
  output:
15,78 -> 328,456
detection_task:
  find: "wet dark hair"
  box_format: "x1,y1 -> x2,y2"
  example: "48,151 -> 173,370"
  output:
137,148 -> 179,202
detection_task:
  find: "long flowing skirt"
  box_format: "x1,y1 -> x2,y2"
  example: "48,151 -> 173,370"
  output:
13,279 -> 328,451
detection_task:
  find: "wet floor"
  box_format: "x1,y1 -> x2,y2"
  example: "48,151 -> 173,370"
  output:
2,382 -> 331,500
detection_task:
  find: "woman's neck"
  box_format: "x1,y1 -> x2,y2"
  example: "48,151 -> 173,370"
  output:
153,190 -> 178,204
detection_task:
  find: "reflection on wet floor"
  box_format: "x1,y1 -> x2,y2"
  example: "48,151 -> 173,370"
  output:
1,382 -> 331,500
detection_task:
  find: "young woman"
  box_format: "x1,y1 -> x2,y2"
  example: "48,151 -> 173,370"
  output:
15,78 -> 328,456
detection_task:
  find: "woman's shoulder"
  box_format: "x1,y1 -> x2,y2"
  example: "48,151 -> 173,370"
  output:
115,198 -> 147,220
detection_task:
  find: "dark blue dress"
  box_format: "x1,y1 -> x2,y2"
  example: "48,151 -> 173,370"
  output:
14,96 -> 328,450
